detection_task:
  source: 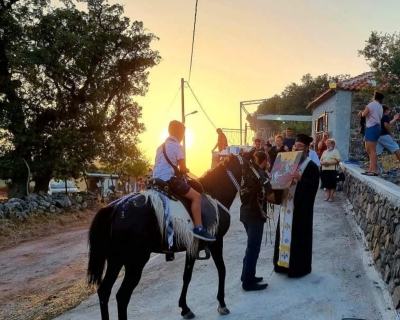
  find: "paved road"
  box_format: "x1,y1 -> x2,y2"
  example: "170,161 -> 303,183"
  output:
57,190 -> 397,320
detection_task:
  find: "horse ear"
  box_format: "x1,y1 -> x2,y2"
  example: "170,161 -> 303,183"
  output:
242,147 -> 256,161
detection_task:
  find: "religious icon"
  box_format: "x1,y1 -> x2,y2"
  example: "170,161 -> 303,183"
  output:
270,151 -> 303,189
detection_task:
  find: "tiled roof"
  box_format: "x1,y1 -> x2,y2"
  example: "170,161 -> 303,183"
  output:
306,72 -> 374,109
337,72 -> 374,90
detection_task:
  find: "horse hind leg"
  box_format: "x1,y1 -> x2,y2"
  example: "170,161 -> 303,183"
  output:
116,252 -> 150,320
209,239 -> 230,315
178,254 -> 196,319
97,258 -> 123,320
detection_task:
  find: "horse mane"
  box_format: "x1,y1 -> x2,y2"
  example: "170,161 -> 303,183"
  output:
198,154 -> 238,197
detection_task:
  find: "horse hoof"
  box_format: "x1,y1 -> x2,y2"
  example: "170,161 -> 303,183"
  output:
183,311 -> 195,319
218,305 -> 230,315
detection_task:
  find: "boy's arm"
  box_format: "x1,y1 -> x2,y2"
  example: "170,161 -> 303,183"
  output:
177,158 -> 189,173
390,113 -> 400,126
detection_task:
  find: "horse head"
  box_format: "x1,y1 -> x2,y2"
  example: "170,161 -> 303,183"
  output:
222,153 -> 272,196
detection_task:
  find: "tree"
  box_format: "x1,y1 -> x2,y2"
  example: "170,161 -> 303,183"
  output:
359,31 -> 400,94
0,0 -> 160,197
253,73 -> 350,136
0,0 -> 50,197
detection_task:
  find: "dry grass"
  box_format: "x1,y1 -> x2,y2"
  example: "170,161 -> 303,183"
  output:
380,154 -> 399,171
4,280 -> 97,320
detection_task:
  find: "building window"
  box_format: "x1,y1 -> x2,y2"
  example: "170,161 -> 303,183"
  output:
315,115 -> 325,133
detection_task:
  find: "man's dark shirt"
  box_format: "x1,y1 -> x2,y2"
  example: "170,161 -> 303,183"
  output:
381,114 -> 390,136
240,170 -> 270,223
268,146 -> 286,168
283,137 -> 295,151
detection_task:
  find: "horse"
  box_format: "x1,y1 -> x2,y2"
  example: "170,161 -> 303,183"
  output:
87,153 -> 275,320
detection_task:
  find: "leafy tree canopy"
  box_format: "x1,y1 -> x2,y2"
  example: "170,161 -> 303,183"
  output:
253,73 -> 349,136
0,0 -> 160,197
359,31 -> 400,94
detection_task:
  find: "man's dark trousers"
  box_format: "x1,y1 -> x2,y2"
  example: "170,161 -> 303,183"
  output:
241,220 -> 264,286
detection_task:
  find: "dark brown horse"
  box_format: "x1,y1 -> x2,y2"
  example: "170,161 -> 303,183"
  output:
87,154 -> 274,320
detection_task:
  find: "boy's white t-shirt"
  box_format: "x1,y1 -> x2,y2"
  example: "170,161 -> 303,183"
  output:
366,101 -> 383,128
153,136 -> 184,181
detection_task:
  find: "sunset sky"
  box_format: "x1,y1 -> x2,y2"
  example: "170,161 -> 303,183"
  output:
117,0 -> 400,176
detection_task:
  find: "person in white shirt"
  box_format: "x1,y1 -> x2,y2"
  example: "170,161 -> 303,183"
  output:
358,91 -> 384,176
153,120 -> 215,242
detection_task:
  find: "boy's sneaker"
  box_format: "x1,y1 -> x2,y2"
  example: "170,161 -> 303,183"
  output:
193,227 -> 216,241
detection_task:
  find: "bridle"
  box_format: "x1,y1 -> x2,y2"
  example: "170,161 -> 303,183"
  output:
221,154 -> 272,221
224,154 -> 270,195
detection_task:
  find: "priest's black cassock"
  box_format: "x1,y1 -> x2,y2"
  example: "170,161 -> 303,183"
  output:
273,158 -> 320,278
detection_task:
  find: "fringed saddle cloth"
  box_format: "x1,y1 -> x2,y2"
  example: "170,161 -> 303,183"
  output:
111,190 -> 220,257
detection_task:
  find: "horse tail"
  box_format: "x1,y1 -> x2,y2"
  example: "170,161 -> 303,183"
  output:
87,206 -> 113,286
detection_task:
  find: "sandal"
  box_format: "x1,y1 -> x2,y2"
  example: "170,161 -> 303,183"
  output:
363,172 -> 379,177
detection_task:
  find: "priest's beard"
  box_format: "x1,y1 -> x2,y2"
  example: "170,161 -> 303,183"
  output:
299,148 -> 309,164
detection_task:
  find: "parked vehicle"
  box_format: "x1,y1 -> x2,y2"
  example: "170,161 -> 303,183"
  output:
48,180 -> 79,195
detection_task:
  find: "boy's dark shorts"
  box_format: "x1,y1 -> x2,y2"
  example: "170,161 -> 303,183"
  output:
168,176 -> 191,195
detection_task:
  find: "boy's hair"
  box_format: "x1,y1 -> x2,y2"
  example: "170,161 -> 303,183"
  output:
168,120 -> 185,137
286,127 -> 293,131
254,151 -> 267,165
374,91 -> 384,103
382,104 -> 390,112
275,135 -> 283,141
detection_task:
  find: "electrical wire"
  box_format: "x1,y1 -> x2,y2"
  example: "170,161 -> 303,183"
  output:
186,82 -> 217,129
188,0 -> 199,83
161,86 -> 181,120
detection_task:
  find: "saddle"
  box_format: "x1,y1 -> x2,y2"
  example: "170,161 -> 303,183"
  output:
146,178 -> 216,228
146,178 -> 217,262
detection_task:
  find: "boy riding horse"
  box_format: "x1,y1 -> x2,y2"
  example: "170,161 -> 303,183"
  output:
153,120 -> 215,241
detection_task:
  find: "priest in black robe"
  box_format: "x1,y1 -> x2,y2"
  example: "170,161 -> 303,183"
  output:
273,134 -> 320,278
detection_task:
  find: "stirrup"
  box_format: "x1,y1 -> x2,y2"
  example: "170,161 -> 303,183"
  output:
196,246 -> 211,260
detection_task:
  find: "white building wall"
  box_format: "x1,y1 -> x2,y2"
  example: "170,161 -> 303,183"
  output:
311,90 -> 353,161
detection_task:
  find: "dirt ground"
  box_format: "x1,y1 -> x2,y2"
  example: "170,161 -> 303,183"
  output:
0,208 -> 100,320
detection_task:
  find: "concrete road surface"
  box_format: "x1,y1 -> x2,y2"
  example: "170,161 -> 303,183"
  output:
56,190 -> 397,320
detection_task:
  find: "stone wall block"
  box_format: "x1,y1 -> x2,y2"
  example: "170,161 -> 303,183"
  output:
392,286 -> 400,309
385,265 -> 391,284
373,245 -> 381,261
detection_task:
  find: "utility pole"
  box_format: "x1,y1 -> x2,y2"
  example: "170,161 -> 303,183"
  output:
181,78 -> 186,158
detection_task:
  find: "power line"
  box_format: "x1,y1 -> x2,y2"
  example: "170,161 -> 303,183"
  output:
161,86 -> 181,120
186,82 -> 217,129
188,0 -> 199,83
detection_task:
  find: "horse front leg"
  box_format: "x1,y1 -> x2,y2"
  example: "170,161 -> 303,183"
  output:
179,254 -> 196,319
209,239 -> 230,315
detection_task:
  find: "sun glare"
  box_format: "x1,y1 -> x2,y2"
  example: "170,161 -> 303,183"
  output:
159,128 -> 194,150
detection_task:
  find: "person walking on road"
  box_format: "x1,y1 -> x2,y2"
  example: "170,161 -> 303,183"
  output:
240,151 -> 270,291
273,134 -> 319,278
211,128 -> 228,153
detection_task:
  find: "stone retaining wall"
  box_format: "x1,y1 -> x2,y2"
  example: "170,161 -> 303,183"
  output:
0,192 -> 99,220
343,165 -> 400,310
